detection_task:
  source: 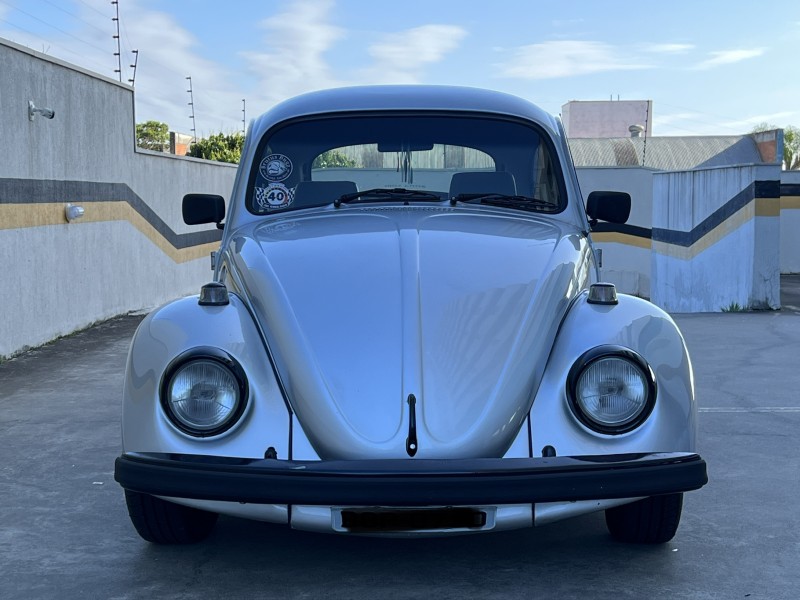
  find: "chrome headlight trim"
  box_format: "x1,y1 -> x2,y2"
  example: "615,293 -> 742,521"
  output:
566,346 -> 657,435
159,348 -> 249,438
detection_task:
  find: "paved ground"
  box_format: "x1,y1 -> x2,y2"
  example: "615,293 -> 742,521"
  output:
2,291 -> 800,599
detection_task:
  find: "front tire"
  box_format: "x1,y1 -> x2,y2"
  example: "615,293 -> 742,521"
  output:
605,493 -> 683,544
124,490 -> 218,544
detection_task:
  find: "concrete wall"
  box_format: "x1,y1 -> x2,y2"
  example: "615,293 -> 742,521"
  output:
577,167 -> 654,297
781,170 -> 800,273
578,163 -> 798,304
0,38 -> 237,358
651,165 -> 781,312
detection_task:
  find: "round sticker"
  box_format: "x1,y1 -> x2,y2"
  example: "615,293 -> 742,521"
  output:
255,183 -> 294,211
259,154 -> 293,182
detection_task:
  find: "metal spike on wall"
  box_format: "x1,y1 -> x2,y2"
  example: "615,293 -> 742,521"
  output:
642,101 -> 650,167
186,76 -> 197,143
111,1 -> 122,82
242,99 -> 246,136
128,49 -> 138,86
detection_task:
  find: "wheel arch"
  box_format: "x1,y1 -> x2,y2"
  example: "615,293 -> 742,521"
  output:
122,294 -> 291,459
531,292 -> 697,457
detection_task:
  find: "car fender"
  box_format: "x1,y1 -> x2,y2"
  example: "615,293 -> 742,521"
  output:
121,294 -> 290,459
531,292 -> 696,457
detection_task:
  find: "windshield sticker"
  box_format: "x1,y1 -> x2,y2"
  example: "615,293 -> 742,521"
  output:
259,154 -> 293,182
255,183 -> 294,212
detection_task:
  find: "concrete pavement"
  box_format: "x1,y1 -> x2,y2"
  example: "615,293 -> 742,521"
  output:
1,304 -> 799,599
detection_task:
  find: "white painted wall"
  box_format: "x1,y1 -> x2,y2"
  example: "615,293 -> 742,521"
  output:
780,170 -> 800,273
3,223 -> 213,355
653,219 -> 780,312
651,165 -> 781,312
576,167 -> 654,297
596,245 -> 651,298
0,38 -> 237,358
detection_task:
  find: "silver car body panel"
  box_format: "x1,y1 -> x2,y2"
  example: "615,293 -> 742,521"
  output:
119,85 -> 700,536
225,207 -> 592,459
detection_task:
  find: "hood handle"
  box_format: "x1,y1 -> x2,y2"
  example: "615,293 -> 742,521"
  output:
406,394 -> 418,457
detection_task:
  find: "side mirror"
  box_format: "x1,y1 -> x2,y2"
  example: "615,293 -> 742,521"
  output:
586,191 -> 631,225
183,193 -> 226,228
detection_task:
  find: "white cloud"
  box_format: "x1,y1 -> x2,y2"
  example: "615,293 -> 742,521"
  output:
362,25 -> 467,84
0,0 -> 351,133
653,109 -> 800,136
240,0 -> 346,105
551,18 -> 585,28
0,0 -> 467,132
721,110 -> 795,129
653,111 -> 704,127
644,43 -> 695,54
123,10 -> 247,135
651,111 -> 714,135
693,48 -> 765,70
0,0 -> 246,134
0,0 -> 115,76
496,40 -> 650,80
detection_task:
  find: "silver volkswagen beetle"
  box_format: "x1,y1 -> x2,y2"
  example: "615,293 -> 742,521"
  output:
114,85 -> 707,544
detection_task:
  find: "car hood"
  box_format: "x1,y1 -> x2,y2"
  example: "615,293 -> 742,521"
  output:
228,207 -> 590,459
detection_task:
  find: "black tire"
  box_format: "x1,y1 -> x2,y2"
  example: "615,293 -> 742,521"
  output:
605,493 -> 683,544
124,490 -> 218,544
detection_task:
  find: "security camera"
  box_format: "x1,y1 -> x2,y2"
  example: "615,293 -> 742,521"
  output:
28,101 -> 55,121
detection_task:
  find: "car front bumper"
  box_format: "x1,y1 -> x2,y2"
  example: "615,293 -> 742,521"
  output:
115,451 -> 707,506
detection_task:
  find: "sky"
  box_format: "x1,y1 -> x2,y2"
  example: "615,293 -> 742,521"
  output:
1,0 -> 798,138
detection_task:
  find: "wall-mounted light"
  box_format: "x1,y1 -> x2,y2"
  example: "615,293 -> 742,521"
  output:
65,203 -> 85,222
29,101 -> 55,121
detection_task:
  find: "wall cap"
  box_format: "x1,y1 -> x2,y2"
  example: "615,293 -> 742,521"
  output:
0,36 -> 131,90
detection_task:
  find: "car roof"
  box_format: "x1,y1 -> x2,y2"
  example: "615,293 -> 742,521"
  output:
249,85 -> 562,138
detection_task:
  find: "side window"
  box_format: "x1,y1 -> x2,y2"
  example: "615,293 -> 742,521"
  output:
533,145 -> 560,206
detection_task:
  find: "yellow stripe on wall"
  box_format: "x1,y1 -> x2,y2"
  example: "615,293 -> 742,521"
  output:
781,195 -> 800,210
0,202 -> 66,229
601,194 -> 786,258
591,231 -> 652,249
0,202 -> 218,264
755,197 -> 780,217
3,194 -> 793,262
654,203 -> 757,260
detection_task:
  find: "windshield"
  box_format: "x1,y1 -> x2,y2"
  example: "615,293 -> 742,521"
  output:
247,113 -> 565,215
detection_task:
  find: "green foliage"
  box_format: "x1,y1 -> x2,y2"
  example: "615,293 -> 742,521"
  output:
187,132 -> 245,164
312,149 -> 357,169
784,126 -> 799,170
751,123 -> 800,170
136,120 -> 169,151
721,301 -> 744,313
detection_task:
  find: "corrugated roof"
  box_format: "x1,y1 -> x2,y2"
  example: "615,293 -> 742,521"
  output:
568,136 -> 763,170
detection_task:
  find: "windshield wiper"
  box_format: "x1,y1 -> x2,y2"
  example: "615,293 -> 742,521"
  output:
334,188 -> 442,208
450,193 -> 554,212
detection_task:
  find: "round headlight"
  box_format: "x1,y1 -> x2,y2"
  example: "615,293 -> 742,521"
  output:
568,348 -> 656,434
161,353 -> 248,437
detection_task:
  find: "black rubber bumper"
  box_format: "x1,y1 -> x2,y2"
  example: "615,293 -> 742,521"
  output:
114,451 -> 707,506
